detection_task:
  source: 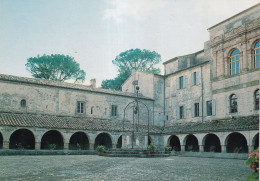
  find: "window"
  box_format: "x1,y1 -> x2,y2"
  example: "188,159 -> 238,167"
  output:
91,107 -> 94,114
229,49 -> 240,75
180,106 -> 184,119
179,76 -> 184,89
77,101 -> 84,114
194,103 -> 199,117
230,94 -> 237,113
254,41 -> 260,69
111,105 -> 117,116
193,72 -> 197,85
207,100 -> 212,116
255,89 -> 259,110
20,99 -> 26,107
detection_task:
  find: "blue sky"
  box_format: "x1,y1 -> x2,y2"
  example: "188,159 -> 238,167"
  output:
0,0 -> 259,86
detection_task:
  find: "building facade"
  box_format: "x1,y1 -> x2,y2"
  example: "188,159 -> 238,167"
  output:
0,4 -> 259,153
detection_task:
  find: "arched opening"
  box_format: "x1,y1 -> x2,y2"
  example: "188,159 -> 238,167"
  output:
41,130 -> 64,150
168,135 -> 181,151
9,129 -> 35,149
203,134 -> 221,152
184,135 -> 199,152
69,132 -> 89,150
253,133 -> 259,150
94,133 -> 112,149
226,132 -> 248,153
116,135 -> 122,149
0,132 -> 3,149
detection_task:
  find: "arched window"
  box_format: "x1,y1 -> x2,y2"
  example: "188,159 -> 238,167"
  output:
255,89 -> 259,110
254,41 -> 260,69
20,99 -> 26,107
229,49 -> 240,75
230,94 -> 237,113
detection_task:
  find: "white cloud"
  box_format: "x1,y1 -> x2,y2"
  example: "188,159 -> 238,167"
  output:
103,0 -> 168,23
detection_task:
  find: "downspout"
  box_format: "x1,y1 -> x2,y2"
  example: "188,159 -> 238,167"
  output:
200,65 -> 204,122
163,76 -> 166,127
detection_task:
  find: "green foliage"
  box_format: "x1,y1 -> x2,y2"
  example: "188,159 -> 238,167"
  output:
245,147 -> 259,180
147,143 -> 156,152
101,69 -> 130,90
16,143 -> 24,150
96,145 -> 105,152
48,144 -> 56,150
102,49 -> 161,90
26,54 -> 86,83
164,145 -> 172,151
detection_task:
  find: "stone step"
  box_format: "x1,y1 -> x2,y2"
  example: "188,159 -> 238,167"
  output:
102,153 -> 170,158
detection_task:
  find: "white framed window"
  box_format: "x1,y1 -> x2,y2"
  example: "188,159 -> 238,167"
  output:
111,105 -> 117,116
77,101 -> 85,114
205,100 -> 216,116
177,106 -> 186,119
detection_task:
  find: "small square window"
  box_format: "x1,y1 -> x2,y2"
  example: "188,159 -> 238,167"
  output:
77,101 -> 84,114
20,99 -> 26,107
111,105 -> 117,116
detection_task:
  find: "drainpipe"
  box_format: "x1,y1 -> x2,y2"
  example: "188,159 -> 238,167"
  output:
200,65 -> 204,122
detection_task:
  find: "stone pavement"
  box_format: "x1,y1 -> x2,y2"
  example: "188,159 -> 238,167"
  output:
0,155 -> 253,181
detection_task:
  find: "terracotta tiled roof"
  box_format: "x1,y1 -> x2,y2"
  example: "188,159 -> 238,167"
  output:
0,112 -> 258,134
0,74 -> 153,100
163,116 -> 259,134
0,112 -> 162,133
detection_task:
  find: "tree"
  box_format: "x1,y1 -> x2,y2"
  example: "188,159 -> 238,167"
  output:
26,54 -> 86,83
101,49 -> 161,90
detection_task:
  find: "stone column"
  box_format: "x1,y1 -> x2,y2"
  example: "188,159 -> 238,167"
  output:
181,145 -> 185,152
112,144 -> 117,149
199,145 -> 204,152
35,142 -> 41,150
2,141 -> 9,149
221,145 -> 226,153
248,145 -> 254,153
64,143 -> 69,150
89,143 -> 94,150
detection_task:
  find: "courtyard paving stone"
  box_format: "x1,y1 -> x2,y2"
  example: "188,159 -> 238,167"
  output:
0,155 -> 253,181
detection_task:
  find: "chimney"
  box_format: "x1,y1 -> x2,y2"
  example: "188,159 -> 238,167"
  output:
90,79 -> 96,88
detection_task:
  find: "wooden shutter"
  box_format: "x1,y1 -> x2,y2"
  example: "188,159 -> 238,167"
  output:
177,106 -> 180,120
183,106 -> 186,119
191,104 -> 195,118
199,102 -> 202,116
212,100 -> 216,116
191,73 -> 194,86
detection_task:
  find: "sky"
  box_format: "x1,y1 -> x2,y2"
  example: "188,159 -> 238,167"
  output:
0,0 -> 259,87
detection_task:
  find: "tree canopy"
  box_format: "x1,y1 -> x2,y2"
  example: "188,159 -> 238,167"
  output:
26,54 -> 86,83
101,49 -> 161,90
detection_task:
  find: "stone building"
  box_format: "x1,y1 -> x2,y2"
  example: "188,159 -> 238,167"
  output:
0,4 -> 259,154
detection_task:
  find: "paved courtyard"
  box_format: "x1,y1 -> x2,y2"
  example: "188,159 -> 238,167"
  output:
0,155 -> 253,181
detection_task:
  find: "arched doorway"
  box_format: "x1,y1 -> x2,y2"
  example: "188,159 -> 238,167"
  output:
41,130 -> 64,150
253,133 -> 259,150
226,132 -> 248,153
9,129 -> 35,149
184,135 -> 199,152
116,135 -> 122,149
94,133 -> 112,149
0,132 -> 3,149
69,132 -> 89,150
203,134 -> 221,152
168,135 -> 181,151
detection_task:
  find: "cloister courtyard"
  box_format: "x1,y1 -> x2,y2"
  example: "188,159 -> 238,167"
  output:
0,155 -> 253,181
